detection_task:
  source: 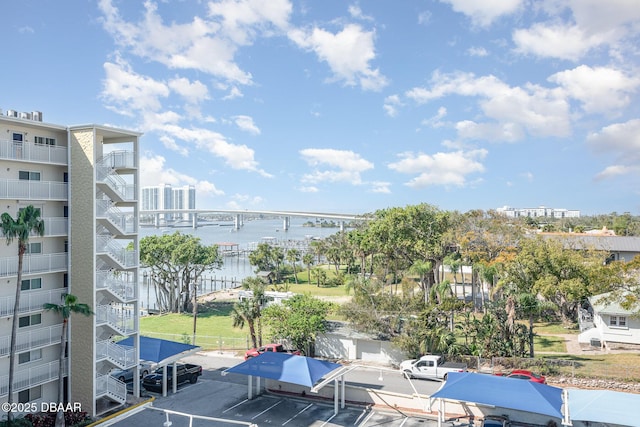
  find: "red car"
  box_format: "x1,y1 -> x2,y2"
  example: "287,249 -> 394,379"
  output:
505,369 -> 546,384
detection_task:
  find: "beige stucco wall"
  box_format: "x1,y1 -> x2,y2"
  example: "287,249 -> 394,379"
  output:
69,128 -> 97,416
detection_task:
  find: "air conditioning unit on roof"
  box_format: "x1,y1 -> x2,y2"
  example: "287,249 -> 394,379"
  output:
20,112 -> 32,120
6,109 -> 18,118
32,111 -> 42,121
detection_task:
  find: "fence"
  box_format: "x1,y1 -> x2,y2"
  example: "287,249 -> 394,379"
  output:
139,331 -> 250,352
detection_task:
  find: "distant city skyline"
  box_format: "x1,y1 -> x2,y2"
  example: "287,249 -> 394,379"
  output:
2,1 -> 639,215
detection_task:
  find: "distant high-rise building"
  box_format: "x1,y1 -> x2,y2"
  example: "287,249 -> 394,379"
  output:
141,184 -> 196,222
496,206 -> 581,218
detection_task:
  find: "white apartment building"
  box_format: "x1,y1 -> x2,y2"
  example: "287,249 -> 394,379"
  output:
0,109 -> 141,417
141,184 -> 195,223
496,205 -> 581,218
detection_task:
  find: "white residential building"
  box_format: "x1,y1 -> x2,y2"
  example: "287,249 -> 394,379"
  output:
496,205 -> 581,218
0,109 -> 141,417
141,184 -> 196,222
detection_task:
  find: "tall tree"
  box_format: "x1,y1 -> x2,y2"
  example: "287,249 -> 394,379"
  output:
1,206 -> 45,424
302,252 -> 314,283
285,248 -> 300,284
231,277 -> 266,347
43,294 -> 93,427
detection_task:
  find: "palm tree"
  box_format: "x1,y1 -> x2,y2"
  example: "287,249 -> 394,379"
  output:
408,260 -> 433,304
286,248 -> 300,284
43,294 -> 93,427
0,206 -> 45,424
302,252 -> 314,284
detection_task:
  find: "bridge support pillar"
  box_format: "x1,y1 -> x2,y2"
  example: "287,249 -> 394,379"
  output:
283,216 -> 290,231
154,213 -> 160,228
234,214 -> 242,230
340,221 -> 345,232
192,213 -> 198,229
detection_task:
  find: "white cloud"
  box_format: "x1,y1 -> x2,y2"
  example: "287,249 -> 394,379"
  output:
168,77 -> 210,104
594,165 -> 635,180
102,59 -> 169,113
348,5 -> 373,22
513,23 -> 608,61
567,0 -> 640,35
139,154 -> 224,196
288,24 -> 388,91
421,107 -> 448,128
159,135 -> 189,156
440,0 -> 524,27
383,94 -> 402,117
300,148 -> 374,185
548,65 -> 640,115
388,149 -> 487,188
467,46 -> 488,57
227,193 -> 265,209
587,119 -> 640,167
370,181 -> 391,193
298,186 -> 319,193
406,71 -> 571,141
233,115 -> 261,135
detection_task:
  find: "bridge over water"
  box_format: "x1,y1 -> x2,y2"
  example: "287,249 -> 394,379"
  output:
139,209 -> 367,231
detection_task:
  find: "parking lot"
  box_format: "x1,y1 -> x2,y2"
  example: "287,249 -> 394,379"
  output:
104,353 -> 462,427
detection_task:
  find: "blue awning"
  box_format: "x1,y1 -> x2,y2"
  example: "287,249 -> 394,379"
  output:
117,336 -> 199,364
430,372 -> 563,418
568,388 -> 640,426
223,352 -> 342,387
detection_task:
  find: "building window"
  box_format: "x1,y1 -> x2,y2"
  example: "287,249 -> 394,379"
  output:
34,136 -> 56,146
18,170 -> 41,181
26,242 -> 42,254
18,349 -> 42,364
18,386 -> 42,404
610,316 -> 627,327
21,278 -> 42,291
12,133 -> 24,143
18,314 -> 42,328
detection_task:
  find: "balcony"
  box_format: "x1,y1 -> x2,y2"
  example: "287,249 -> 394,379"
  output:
96,154 -> 136,203
96,200 -> 137,235
96,339 -> 135,369
104,150 -> 136,170
0,179 -> 67,201
0,287 -> 67,318
0,139 -> 67,165
96,270 -> 137,302
96,374 -> 126,404
0,252 -> 68,278
41,217 -> 68,237
0,359 -> 67,397
96,236 -> 137,269
96,305 -> 136,336
0,324 -> 63,357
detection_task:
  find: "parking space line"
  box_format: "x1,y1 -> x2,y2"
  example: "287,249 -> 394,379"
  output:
251,399 -> 283,420
358,410 -> 376,426
354,407 -> 369,425
282,403 -> 313,425
319,413 -> 336,427
222,399 -> 250,413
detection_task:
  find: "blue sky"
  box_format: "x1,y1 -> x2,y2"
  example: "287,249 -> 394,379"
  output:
2,0 -> 640,216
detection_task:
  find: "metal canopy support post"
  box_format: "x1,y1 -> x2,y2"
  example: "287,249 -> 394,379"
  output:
341,376 -> 345,409
334,378 -> 339,415
248,376 -> 253,400
173,361 -> 178,394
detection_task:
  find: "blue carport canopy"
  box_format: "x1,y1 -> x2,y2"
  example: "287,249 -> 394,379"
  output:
430,372 -> 564,419
223,352 -> 342,387
118,335 -> 200,365
568,388 -> 640,426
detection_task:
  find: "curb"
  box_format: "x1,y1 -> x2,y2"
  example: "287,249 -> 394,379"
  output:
87,397 -> 155,426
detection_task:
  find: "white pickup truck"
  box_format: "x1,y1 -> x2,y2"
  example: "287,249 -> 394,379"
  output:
400,355 -> 467,380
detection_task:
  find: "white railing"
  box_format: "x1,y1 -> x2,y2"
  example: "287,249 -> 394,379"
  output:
0,179 -> 67,200
96,236 -> 137,268
104,150 -> 136,170
96,305 -> 136,335
0,139 -> 67,165
96,270 -> 137,301
96,339 -> 135,369
0,253 -> 68,278
40,217 -> 68,236
96,374 -> 127,404
0,324 -> 63,357
96,154 -> 136,202
96,200 -> 137,234
0,287 -> 67,318
0,359 -> 67,397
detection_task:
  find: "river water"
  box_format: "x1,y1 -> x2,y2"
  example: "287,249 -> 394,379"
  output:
138,218 -> 341,309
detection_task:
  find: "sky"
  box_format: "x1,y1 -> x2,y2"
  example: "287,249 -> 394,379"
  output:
2,0 -> 640,216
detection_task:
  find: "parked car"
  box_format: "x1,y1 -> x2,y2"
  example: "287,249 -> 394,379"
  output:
142,363 -> 202,392
110,361 -> 153,383
505,369 -> 546,384
400,355 -> 467,381
481,415 -> 510,427
244,343 -> 301,360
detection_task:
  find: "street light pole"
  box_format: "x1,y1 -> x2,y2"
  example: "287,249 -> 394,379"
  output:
192,280 -> 198,345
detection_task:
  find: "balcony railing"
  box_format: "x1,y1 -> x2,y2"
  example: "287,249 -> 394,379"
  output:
0,288 -> 67,318
41,217 -> 68,237
96,200 -> 137,235
96,270 -> 137,302
96,305 -> 136,335
96,339 -> 135,369
0,253 -> 68,278
96,155 -> 136,202
96,236 -> 137,268
0,139 -> 67,165
96,374 -> 127,404
0,179 -> 67,200
0,359 -> 67,397
0,324 -> 63,357
104,150 -> 136,170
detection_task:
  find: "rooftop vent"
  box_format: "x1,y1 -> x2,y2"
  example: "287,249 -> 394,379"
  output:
6,110 -> 18,118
